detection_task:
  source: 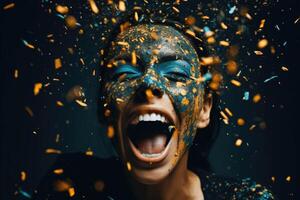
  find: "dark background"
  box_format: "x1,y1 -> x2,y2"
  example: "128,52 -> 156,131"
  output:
1,0 -> 299,199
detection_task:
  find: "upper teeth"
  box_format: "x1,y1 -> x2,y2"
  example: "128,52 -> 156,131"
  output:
137,113 -> 167,123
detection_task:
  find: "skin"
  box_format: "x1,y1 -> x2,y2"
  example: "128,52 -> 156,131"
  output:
102,24 -> 212,199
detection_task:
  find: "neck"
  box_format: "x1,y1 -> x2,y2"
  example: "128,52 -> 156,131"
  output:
128,152 -> 204,200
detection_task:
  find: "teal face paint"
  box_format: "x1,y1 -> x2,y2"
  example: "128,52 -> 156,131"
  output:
102,24 -> 205,170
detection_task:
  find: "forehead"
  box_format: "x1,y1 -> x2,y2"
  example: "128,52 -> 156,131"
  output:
108,24 -> 199,62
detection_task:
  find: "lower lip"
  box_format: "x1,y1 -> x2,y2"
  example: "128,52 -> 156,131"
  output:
127,135 -> 173,163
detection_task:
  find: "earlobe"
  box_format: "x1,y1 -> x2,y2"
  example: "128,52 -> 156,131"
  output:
197,93 -> 213,129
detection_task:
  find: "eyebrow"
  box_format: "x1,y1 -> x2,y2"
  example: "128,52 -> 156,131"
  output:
158,54 -> 189,63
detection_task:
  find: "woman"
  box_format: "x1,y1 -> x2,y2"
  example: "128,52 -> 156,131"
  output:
34,11 -> 275,200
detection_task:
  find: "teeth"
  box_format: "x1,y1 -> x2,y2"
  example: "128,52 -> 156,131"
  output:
135,113 -> 169,123
141,153 -> 162,158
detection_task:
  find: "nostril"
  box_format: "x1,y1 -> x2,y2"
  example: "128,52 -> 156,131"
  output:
152,88 -> 163,98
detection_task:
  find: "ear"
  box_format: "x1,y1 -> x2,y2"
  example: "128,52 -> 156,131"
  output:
197,93 -> 213,129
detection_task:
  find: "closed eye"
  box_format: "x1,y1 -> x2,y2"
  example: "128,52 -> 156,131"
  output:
111,64 -> 141,81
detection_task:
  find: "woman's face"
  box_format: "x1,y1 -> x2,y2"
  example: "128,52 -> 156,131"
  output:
103,24 -> 206,184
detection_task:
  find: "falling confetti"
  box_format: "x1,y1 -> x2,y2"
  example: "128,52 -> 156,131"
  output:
33,83 -> 42,96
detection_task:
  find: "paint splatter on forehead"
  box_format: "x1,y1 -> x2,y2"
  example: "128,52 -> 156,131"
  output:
108,24 -> 200,75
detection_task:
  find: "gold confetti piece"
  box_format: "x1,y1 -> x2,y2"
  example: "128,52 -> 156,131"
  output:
226,60 -> 238,75
88,0 -> 99,14
220,22 -> 228,30
107,125 -> 114,138
230,79 -> 241,87
55,134 -> 60,143
235,138 -> 243,147
281,66 -> 288,71
270,46 -> 276,54
200,56 -> 220,66
33,83 -> 42,96
254,50 -> 263,55
80,58 -> 85,65
181,97 -> 189,105
126,162 -> 132,171
207,37 -> 215,44
65,15 -> 77,29
201,15 -> 210,20
25,106 -> 34,117
53,168 -> 64,175
220,111 -> 229,120
54,58 -> 62,69
225,108 -> 233,117
134,11 -> 138,21
131,51 -> 137,65
249,124 -> 256,131
68,187 -> 75,197
22,40 -> 35,49
185,29 -> 196,37
53,180 -> 71,192
85,150 -> 93,156
257,39 -> 268,49
55,5 -> 69,14
75,99 -> 88,107
118,1 -> 126,11
116,98 -> 124,103
3,3 -> 15,10
172,6 -> 180,13
185,16 -> 196,26
45,148 -> 62,154
286,176 -> 291,182
271,176 -> 276,182
219,40 -> 230,47
237,118 -> 245,126
20,171 -> 26,181
259,19 -> 266,29
253,94 -> 261,103
150,31 -> 159,40
245,13 -> 252,20
14,69 -> 19,78
94,180 -> 105,192
56,101 -> 64,106
117,41 -> 129,46
223,119 -> 229,125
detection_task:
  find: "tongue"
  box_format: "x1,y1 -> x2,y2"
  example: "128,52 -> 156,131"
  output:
137,134 -> 167,154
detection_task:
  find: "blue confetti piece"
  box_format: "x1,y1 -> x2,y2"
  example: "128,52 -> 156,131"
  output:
19,189 -> 32,199
203,72 -> 212,82
56,14 -> 65,19
264,75 -> 278,83
203,26 -> 211,33
229,5 -> 236,14
243,91 -> 249,101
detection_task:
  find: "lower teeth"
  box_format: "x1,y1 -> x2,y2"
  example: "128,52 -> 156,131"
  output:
141,153 -> 162,158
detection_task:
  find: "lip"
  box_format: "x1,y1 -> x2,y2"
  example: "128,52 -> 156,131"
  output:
122,106 -> 177,164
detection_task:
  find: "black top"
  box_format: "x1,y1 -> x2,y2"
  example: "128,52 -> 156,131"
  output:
33,153 -> 276,200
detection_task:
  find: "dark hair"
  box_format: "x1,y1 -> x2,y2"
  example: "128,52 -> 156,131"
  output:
97,9 -> 221,172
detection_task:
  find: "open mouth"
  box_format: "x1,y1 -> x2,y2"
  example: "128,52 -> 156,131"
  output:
126,112 -> 176,162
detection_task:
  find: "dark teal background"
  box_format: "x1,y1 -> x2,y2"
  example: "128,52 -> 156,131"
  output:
1,0 -> 299,199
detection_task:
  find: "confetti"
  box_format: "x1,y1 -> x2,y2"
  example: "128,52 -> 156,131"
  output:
94,180 -> 105,192
225,108 -> 233,117
22,39 -> 35,49
85,149 -> 94,156
219,40 -> 230,46
20,171 -> 26,181
243,91 -> 249,101
220,111 -> 229,121
254,50 -> 263,55
220,22 -> 228,29
131,51 -> 137,65
286,176 -> 291,182
118,1 -> 126,12
107,125 -> 114,138
230,79 -> 241,87
45,148 -> 62,154
235,138 -> 243,147
54,58 -> 62,69
126,162 -> 132,171
249,124 -> 256,131
65,15 -> 77,29
14,69 -> 19,78
33,83 -> 42,96
259,19 -> 266,29
88,0 -> 99,14
264,75 -> 278,83
56,101 -> 64,106
53,168 -> 64,174
68,187 -> 75,197
75,99 -> 88,107
281,66 -> 288,71
257,39 -> 268,49
253,94 -> 261,103
3,3 -> 15,10
55,5 -> 69,14
19,189 -> 32,199
237,118 -> 245,126
25,106 -> 34,117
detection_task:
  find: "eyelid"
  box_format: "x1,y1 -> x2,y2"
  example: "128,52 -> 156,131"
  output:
157,60 -> 191,76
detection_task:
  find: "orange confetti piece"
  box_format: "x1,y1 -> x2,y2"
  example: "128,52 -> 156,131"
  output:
257,39 -> 268,49
286,176 -> 291,182
65,15 -> 77,29
145,89 -> 154,100
3,3 -> 15,10
131,51 -> 137,65
172,6 -> 180,13
54,58 -> 62,69
94,180 -> 105,192
235,138 -> 243,147
34,83 -> 42,96
220,22 -> 228,29
259,19 -> 266,29
254,50 -> 263,55
271,176 -> 276,182
56,101 -> 64,106
45,148 -> 62,154
107,125 -> 114,138
20,171 -> 26,181
55,5 -> 69,14
253,94 -> 261,103
68,187 -> 75,197
219,40 -> 230,46
118,1 -> 126,12
237,118 -> 245,126
53,168 -> 64,175
75,99 -> 88,107
88,0 -> 99,14
85,150 -> 93,156
230,79 -> 241,87
126,162 -> 132,171
185,16 -> 196,26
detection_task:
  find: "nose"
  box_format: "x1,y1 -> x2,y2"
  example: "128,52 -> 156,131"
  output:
133,71 -> 164,103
